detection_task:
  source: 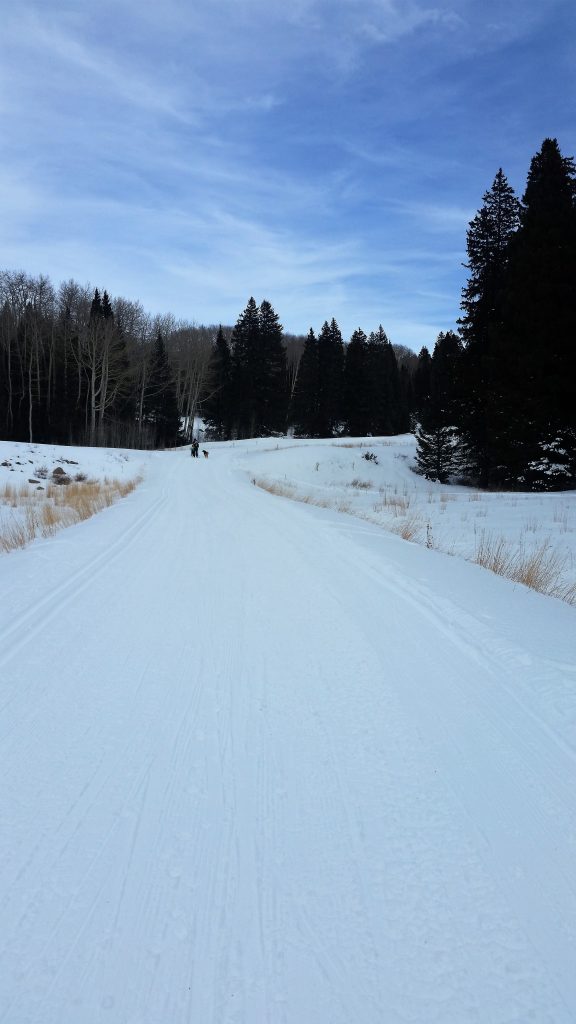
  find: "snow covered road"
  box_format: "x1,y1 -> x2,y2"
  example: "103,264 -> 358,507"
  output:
1,443 -> 576,1023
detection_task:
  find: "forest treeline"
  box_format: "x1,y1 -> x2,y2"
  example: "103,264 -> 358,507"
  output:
1,137 -> 574,490
415,138 -> 576,490
0,278 -> 415,451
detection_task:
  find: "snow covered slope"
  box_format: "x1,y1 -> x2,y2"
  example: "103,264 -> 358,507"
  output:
0,440 -> 148,548
243,434 -> 576,603
1,439 -> 575,1023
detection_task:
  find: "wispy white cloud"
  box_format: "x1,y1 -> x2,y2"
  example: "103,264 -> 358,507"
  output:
1,11 -> 189,121
0,0 -> 572,350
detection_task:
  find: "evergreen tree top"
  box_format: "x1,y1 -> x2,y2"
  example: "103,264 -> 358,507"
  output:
368,325 -> 390,346
259,299 -> 284,338
349,328 -> 367,345
522,138 -> 576,222
102,291 -> 114,319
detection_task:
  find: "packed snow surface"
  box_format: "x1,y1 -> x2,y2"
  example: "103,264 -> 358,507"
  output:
1,436 -> 576,1023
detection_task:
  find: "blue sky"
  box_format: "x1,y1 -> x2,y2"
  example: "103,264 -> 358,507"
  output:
1,0 -> 574,350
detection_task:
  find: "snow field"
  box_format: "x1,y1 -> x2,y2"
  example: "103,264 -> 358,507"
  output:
0,438 -> 575,1022
0,441 -> 147,552
243,435 -> 576,602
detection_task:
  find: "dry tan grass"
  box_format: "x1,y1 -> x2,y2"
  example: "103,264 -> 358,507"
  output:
0,476 -> 142,554
474,531 -> 575,604
1,482 -> 31,507
390,513 -> 423,542
388,495 -> 411,516
514,543 -> 566,594
373,488 -> 412,515
252,474 -> 576,606
40,502 -> 62,537
474,532 -> 516,577
253,476 -> 329,510
349,478 -> 372,489
0,506 -> 38,553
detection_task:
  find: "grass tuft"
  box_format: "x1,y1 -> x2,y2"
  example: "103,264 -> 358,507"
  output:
474,531 -> 575,603
390,513 -> 423,542
0,476 -> 142,555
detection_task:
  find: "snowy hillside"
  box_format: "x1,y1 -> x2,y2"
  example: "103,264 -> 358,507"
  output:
0,440 -> 148,552
242,434 -> 576,603
1,437 -> 575,1023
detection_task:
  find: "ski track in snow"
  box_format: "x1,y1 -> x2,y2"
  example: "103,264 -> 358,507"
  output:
0,443 -> 575,1023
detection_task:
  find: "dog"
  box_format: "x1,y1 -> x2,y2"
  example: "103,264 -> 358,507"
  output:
202,449 -> 209,459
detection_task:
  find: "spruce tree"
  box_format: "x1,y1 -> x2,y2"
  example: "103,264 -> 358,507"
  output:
293,328 -> 320,436
344,329 -> 370,436
142,332 -> 180,448
259,300 -> 288,434
366,326 -> 405,435
458,169 -> 520,486
500,139 -> 576,488
317,319 -> 344,436
229,297 -> 260,438
415,332 -> 464,482
203,327 -> 232,439
415,424 -> 462,483
413,347 -> 432,420
229,297 -> 287,438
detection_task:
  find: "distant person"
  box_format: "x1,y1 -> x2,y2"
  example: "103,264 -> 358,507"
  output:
191,439 -> 199,458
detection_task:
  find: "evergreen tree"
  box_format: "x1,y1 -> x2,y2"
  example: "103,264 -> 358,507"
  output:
229,297 -> 261,438
317,319 -> 344,436
398,363 -> 413,431
259,299 -> 288,433
203,327 -> 232,439
142,332 -> 180,448
90,288 -> 102,321
430,330 -> 464,426
292,328 -> 320,435
229,297 -> 287,438
415,424 -> 462,483
101,290 -> 114,321
366,325 -> 405,434
344,329 -> 370,436
458,169 -> 520,486
500,138 -> 576,488
415,332 -> 464,482
412,347 -> 432,420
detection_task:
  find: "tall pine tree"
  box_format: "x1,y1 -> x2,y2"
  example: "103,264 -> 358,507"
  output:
317,319 -> 344,436
344,329 -> 370,436
415,332 -> 464,482
203,327 -> 232,439
500,138 -> 576,488
229,298 -> 287,438
259,300 -> 288,434
292,328 -> 320,436
229,297 -> 260,438
412,347 -> 432,421
458,169 -> 520,486
142,332 -> 180,448
366,326 -> 405,434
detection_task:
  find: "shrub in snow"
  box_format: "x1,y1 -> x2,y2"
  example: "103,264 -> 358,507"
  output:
362,451 -> 379,464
